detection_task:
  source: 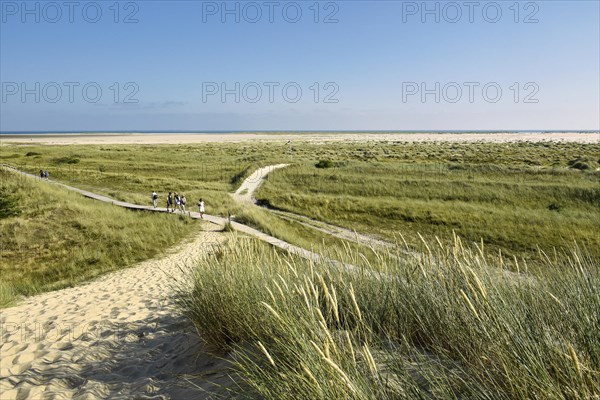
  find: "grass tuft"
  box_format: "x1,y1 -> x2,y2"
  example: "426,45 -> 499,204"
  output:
179,235 -> 599,399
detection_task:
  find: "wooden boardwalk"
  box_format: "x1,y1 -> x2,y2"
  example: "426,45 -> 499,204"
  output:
2,164 -> 358,272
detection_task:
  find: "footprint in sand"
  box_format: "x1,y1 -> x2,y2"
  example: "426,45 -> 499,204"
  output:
1,231 -> 228,399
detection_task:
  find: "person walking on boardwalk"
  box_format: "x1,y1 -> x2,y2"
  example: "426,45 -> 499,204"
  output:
167,192 -> 174,212
180,195 -> 187,213
198,198 -> 205,219
152,191 -> 158,208
174,193 -> 180,212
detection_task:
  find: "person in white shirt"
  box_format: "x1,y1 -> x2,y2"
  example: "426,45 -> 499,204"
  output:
198,198 -> 205,219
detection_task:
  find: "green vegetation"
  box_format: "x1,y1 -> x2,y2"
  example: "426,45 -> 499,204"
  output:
3,141 -> 598,260
258,144 -> 600,260
234,205 -> 391,269
0,168 -> 197,307
1,139 -> 598,297
0,184 -> 21,219
0,142 -> 292,215
180,235 -> 599,399
568,157 -> 594,171
315,159 -> 334,169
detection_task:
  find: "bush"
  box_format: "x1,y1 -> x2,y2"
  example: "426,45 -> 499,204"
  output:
547,202 -> 563,212
571,161 -> 591,171
568,158 -> 591,170
25,151 -> 41,157
54,156 -> 80,164
315,159 -> 333,169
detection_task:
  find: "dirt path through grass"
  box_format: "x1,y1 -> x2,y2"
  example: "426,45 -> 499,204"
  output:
230,164 -> 410,252
232,164 -> 289,204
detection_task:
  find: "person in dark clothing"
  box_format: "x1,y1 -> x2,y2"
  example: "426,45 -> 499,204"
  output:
167,192 -> 174,212
174,193 -> 180,213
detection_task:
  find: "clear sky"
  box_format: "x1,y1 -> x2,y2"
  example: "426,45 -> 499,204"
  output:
1,0 -> 599,131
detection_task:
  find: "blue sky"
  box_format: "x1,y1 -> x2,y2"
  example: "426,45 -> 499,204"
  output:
1,0 -> 599,131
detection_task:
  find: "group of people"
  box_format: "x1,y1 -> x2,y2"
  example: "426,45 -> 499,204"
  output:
152,191 -> 205,218
39,170 -> 49,179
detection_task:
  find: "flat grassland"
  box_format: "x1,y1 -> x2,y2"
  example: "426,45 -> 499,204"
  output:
258,141 -> 600,259
2,139 -> 598,260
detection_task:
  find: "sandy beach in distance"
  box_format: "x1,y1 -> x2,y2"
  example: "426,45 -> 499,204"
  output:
1,132 -> 598,145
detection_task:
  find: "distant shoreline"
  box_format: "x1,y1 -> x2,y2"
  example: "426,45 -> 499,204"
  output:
1,130 -> 599,136
1,131 -> 598,145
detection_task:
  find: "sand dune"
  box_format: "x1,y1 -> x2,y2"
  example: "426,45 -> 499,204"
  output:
0,229 -> 233,399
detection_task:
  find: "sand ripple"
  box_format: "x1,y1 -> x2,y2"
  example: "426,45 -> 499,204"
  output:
1,230 -> 229,399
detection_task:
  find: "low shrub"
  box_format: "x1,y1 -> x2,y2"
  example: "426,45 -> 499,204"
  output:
53,156 -> 80,164
315,159 -> 334,169
547,202 -> 563,212
568,157 -> 591,170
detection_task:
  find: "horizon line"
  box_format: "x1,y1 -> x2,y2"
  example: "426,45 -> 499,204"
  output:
2,130 -> 599,135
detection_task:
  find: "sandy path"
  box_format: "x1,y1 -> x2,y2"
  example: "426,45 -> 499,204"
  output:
269,209 -> 395,248
0,230 -> 231,399
232,164 -> 289,204
232,164 -> 412,254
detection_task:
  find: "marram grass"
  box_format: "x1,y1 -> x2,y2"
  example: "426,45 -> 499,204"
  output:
179,234 -> 599,399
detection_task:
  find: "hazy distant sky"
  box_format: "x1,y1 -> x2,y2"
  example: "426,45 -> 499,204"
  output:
1,0 -> 599,131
